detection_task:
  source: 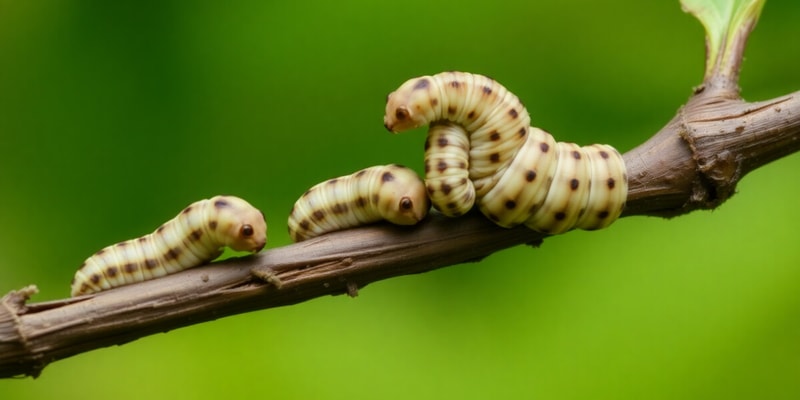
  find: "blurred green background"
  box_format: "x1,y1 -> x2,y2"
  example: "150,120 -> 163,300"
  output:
1,0 -> 799,398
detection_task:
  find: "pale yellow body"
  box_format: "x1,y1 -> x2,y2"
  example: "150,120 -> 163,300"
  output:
384,71 -> 628,234
71,195 -> 267,297
288,164 -> 429,242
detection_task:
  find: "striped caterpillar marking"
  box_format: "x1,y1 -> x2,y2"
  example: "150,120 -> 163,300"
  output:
384,71 -> 627,234
288,164 -> 429,242
71,195 -> 267,297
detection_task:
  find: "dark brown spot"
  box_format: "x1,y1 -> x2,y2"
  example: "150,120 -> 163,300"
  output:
182,206 -> 193,214
508,109 -> 518,118
124,263 -> 137,273
241,224 -> 254,237
327,178 -> 338,185
482,86 -> 492,95
570,179 -> 579,190
441,184 -> 453,195
95,249 -> 106,256
166,247 -> 181,260
107,266 -> 119,278
467,110 -> 475,119
355,197 -> 368,207
145,259 -> 157,269
90,274 -> 101,284
424,138 -> 431,150
505,200 -> 516,210
209,220 -> 218,230
488,213 -> 500,222
117,242 -> 128,247
395,108 -> 408,121
458,161 -> 466,169
598,211 -> 609,219
490,153 -> 500,163
572,151 -> 581,160
525,170 -> 536,182
447,106 -> 457,114
332,203 -> 348,214
459,177 -> 467,185
607,178 -> 616,189
599,151 -> 609,159
519,127 -> 526,137
413,78 -> 430,90
430,98 -> 439,107
299,220 -> 310,230
382,171 -> 395,182
437,137 -> 448,147
190,229 -> 203,241
214,199 -> 229,208
449,81 -> 460,88
355,169 -> 368,177
554,212 -> 566,221
399,197 -> 413,210
138,237 -> 147,243
426,186 -> 435,195
489,131 -> 501,141
313,210 -> 325,221
540,142 -> 550,153
437,161 -> 447,173
157,225 -> 166,233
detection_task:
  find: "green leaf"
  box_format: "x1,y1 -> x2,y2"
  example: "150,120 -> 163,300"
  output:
681,0 -> 766,83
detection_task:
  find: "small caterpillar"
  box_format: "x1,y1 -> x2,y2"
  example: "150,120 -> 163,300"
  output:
288,164 -> 430,242
384,71 -> 627,234
71,195 -> 267,297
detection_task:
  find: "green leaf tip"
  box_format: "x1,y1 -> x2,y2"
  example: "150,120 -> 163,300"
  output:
681,0 -> 766,86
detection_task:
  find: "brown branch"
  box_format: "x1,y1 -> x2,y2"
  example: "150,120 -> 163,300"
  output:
1,84 -> 798,379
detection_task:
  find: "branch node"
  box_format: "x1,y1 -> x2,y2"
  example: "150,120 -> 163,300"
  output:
345,281 -> 359,298
250,268 -> 283,289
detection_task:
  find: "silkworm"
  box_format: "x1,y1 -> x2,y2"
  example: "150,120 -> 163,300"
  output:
70,195 -> 267,297
384,71 -> 627,234
288,164 -> 430,242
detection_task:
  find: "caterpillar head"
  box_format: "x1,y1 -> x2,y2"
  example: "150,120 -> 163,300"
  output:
375,165 -> 430,225
384,76 -> 438,133
210,195 -> 268,253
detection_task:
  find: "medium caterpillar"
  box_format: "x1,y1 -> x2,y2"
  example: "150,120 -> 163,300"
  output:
287,164 -> 430,242
70,195 -> 267,297
384,71 -> 627,234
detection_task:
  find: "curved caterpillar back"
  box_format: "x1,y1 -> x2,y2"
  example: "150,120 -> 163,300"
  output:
288,164 -> 429,242
71,195 -> 267,297
384,71 -> 627,234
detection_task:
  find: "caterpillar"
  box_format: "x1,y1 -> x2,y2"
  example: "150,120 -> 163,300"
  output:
288,164 -> 430,242
70,195 -> 267,297
384,71 -> 627,234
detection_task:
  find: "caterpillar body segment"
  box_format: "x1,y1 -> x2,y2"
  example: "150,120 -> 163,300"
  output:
424,122 -> 475,217
71,195 -> 267,297
384,71 -> 530,190
384,71 -> 628,234
288,164 -> 429,242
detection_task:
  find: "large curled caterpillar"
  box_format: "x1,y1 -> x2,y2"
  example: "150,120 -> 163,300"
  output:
287,164 -> 430,242
71,195 -> 267,297
384,71 -> 627,234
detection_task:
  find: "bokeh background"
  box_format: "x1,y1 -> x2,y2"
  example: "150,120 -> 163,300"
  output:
2,0 -> 799,399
